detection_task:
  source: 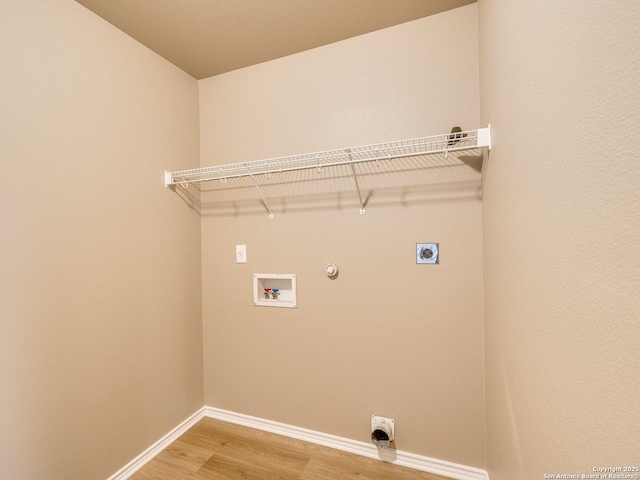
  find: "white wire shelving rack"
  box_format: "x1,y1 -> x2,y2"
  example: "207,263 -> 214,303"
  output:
165,126 -> 491,218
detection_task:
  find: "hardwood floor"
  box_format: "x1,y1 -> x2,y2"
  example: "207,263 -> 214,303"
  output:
130,417 -> 451,480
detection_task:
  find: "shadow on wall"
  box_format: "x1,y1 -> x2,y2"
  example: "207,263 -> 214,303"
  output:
170,152 -> 483,217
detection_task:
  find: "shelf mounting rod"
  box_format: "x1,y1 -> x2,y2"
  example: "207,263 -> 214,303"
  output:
347,150 -> 365,214
246,168 -> 274,219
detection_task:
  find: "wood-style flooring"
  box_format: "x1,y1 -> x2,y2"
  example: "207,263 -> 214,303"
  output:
130,417 -> 451,480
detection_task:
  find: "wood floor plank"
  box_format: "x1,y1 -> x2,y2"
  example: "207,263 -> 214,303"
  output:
197,451 -> 306,480
198,436 -> 310,478
301,452 -> 448,480
133,418 -> 452,480
162,439 -> 214,471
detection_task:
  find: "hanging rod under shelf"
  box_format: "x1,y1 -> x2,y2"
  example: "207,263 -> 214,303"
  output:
164,125 -> 491,217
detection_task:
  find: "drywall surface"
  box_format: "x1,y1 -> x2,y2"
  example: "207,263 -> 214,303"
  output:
199,5 -> 486,467
0,1 -> 203,479
75,0 -> 476,79
479,0 -> 640,478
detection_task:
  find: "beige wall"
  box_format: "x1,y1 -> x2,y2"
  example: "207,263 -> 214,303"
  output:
0,2 -> 203,479
479,1 -> 640,478
199,5 -> 486,467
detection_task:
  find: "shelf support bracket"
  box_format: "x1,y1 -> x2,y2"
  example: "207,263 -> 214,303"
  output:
247,169 -> 274,219
477,124 -> 492,150
348,151 -> 365,214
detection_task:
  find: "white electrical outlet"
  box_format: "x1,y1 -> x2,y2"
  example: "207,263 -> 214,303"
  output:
417,243 -> 439,264
236,244 -> 247,263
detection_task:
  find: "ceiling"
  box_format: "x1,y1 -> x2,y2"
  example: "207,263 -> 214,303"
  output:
74,0 -> 475,79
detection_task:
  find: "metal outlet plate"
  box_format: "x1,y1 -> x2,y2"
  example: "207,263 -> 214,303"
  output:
417,243 -> 439,264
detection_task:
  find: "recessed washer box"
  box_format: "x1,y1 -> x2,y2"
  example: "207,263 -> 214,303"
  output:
253,274 -> 297,308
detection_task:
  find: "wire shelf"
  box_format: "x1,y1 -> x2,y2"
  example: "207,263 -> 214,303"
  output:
165,126 -> 491,217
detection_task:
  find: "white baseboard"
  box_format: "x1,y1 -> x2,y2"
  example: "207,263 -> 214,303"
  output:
107,405 -> 489,480
107,406 -> 207,480
203,406 -> 489,480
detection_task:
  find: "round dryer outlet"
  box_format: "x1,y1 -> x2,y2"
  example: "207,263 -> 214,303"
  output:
417,243 -> 439,264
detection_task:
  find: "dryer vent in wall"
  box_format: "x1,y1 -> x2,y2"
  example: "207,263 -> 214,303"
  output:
371,415 -> 395,449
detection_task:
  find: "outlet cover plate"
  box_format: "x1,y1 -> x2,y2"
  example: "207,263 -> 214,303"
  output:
417,243 -> 439,264
236,244 -> 247,263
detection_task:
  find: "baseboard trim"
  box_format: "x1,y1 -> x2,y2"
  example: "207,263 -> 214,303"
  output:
202,406 -> 489,480
107,406 -> 207,480
107,405 -> 488,480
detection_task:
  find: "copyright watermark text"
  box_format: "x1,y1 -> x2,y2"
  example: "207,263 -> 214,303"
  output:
543,467 -> 639,480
